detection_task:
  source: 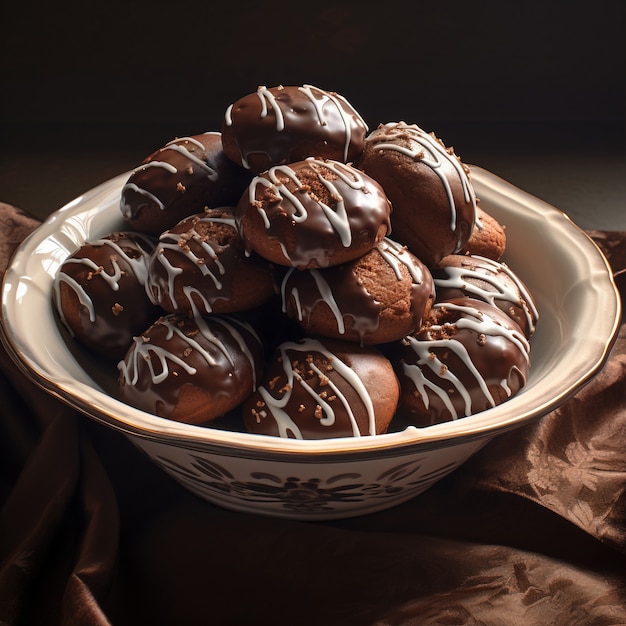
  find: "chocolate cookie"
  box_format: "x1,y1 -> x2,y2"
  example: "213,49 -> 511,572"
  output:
53,232 -> 158,359
359,122 -> 477,265
120,132 -> 252,235
118,313 -> 264,425
392,297 -> 530,426
222,84 -> 368,173
146,207 -> 277,315
281,238 -> 435,344
243,337 -> 399,439
432,254 -> 538,338
236,158 -> 391,269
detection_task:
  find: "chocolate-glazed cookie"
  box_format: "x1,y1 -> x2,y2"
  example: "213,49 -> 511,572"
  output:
281,238 -> 435,345
359,122 -> 477,266
53,232 -> 159,360
392,297 -> 530,426
236,158 -> 391,269
118,313 -> 264,425
222,84 -> 368,174
120,132 -> 252,235
243,337 -> 399,439
432,254 -> 538,338
146,207 -> 277,315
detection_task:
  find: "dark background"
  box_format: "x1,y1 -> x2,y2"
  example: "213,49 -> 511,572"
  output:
1,0 -> 624,225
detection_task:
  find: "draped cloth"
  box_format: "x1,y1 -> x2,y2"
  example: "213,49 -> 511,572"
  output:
1,202 -> 625,626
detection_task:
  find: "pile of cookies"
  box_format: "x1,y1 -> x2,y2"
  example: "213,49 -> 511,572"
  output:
53,84 -> 537,439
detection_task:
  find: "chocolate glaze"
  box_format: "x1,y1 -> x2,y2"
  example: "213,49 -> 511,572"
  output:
359,122 -> 476,265
120,132 -> 252,235
236,158 -> 392,269
146,207 -> 277,315
222,84 -> 368,173
118,313 -> 264,424
432,254 -> 539,338
53,232 -> 159,360
281,237 -> 435,344
243,337 -> 399,439
393,297 -> 530,426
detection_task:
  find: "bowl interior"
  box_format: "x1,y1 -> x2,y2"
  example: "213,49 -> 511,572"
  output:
0,166 -> 621,455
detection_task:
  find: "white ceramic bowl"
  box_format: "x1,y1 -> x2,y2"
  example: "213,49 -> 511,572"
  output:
1,166 -> 621,520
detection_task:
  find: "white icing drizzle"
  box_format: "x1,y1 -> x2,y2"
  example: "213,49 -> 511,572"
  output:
121,182 -> 166,215
249,164 -> 308,224
122,162 -> 179,213
257,86 -> 285,131
436,301 -> 530,362
121,320 -> 201,386
53,272 -> 95,330
434,255 -> 538,335
54,236 -> 153,331
190,311 -> 260,388
118,314 -> 260,389
281,267 -> 346,333
366,122 -> 476,232
298,84 -> 328,126
224,84 -> 367,163
256,339 -> 377,439
95,236 -> 153,286
149,250 -> 182,306
224,104 -> 234,126
500,377 -> 513,397
402,301 -> 530,419
249,159 -> 366,254
148,213 -> 238,311
154,235 -> 223,304
121,133 -> 220,214
298,84 -> 367,162
280,237 -> 427,340
376,237 -> 426,284
181,286 -> 213,313
161,136 -> 219,181
132,161 -> 178,174
403,336 -> 483,418
308,159 -> 364,247
62,256 -> 124,292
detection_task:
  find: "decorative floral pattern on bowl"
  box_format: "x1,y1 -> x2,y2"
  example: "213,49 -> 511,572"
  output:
136,436 -> 487,519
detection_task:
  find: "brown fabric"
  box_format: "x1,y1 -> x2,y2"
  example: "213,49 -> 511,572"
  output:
0,201 -> 625,626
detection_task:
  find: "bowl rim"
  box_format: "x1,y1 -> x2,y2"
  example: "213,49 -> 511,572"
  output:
1,165 -> 621,458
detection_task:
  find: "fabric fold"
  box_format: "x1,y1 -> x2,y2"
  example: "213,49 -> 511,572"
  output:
1,202 -> 625,625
